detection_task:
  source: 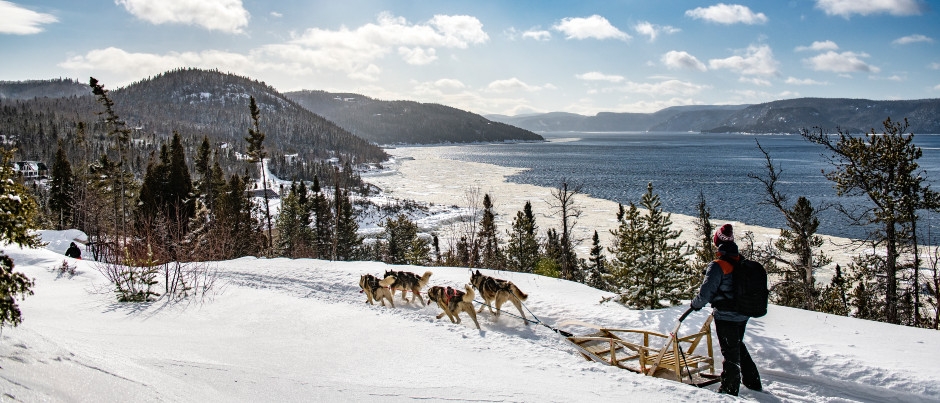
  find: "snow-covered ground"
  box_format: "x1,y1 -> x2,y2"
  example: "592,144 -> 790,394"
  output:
1,230 -> 938,402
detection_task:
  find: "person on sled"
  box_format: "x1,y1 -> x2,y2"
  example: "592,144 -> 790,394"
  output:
65,242 -> 82,259
690,224 -> 762,396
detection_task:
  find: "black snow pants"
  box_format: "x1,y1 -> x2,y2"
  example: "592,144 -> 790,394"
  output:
715,319 -> 761,396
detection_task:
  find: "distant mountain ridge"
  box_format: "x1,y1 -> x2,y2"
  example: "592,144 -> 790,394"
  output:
0,78 -> 90,99
487,99 -> 940,134
284,90 -> 544,144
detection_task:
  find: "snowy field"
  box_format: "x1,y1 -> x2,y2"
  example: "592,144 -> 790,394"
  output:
1,230 -> 938,402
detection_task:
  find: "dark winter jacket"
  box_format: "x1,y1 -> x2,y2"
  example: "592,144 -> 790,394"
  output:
691,257 -> 749,322
65,242 -> 82,259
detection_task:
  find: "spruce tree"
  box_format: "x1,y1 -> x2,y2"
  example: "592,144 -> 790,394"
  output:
334,187 -> 363,261
245,96 -> 273,252
90,77 -> 132,242
0,149 -> 41,328
380,214 -> 429,265
609,183 -> 692,309
166,131 -> 195,231
274,182 -> 304,258
477,194 -> 503,269
584,230 -> 611,291
505,201 -> 540,273
48,145 -> 73,230
312,176 -> 332,258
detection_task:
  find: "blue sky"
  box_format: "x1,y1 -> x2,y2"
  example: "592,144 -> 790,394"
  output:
1,0 -> 938,115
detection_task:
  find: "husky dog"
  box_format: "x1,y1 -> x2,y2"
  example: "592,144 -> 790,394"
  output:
383,270 -> 433,306
470,270 -> 529,325
359,274 -> 396,308
426,284 -> 480,330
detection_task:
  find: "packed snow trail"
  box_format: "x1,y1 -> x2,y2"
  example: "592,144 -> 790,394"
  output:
2,235 -> 939,402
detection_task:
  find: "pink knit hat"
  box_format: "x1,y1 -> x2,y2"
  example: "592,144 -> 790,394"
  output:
713,223 -> 734,246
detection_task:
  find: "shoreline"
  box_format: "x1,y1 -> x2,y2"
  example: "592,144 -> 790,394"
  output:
363,145 -> 860,281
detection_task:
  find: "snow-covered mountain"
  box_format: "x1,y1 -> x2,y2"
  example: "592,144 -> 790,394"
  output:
1,230 -> 937,402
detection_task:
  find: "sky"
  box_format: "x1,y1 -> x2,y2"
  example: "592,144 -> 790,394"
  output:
2,228 -> 938,401
1,0 -> 939,116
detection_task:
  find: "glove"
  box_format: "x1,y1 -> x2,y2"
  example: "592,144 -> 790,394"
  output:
690,303 -> 702,312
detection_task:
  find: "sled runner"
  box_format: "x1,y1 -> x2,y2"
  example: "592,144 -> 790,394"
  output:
560,310 -> 719,387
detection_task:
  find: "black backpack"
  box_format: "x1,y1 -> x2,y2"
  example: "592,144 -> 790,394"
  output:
731,259 -> 769,318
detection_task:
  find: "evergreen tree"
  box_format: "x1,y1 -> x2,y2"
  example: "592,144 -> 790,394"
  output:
584,230 -> 611,291
802,118 -> 940,324
90,77 -> 132,242
0,149 -> 41,328
275,182 -> 312,258
166,131 -> 195,231
692,192 -> 716,268
505,201 -> 540,273
380,214 -> 429,265
245,96 -> 273,252
48,145 -> 73,230
334,187 -> 362,261
217,174 -> 265,259
817,264 -> 851,316
309,176 -> 331,258
477,194 -> 503,269
609,183 -> 692,309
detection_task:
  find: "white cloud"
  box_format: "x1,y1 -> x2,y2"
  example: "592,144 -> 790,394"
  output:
522,29 -> 551,41
486,77 -> 551,92
633,21 -> 679,42
116,0 -> 250,34
398,47 -> 437,65
553,15 -> 630,41
575,72 -> 625,83
785,76 -> 828,85
270,11 -> 282,18
662,51 -> 707,71
887,74 -> 905,81
795,40 -> 839,52
934,84 -> 940,91
804,50 -> 881,73
431,78 -> 466,90
708,44 -> 779,76
685,4 -> 768,25
815,0 -> 925,18
931,62 -> 940,70
615,79 -> 709,97
0,1 -> 58,35
347,64 -> 381,82
58,46 -> 289,82
740,77 -> 772,86
260,12 -> 488,80
892,34 -> 933,45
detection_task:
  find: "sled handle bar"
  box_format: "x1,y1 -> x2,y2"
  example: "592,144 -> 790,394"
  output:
678,306 -> 693,323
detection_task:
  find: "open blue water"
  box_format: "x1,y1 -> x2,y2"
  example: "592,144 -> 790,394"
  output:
439,131 -> 940,242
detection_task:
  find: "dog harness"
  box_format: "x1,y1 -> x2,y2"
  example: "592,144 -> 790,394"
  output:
444,286 -> 459,304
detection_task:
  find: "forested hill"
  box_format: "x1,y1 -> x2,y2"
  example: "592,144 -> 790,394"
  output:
284,90 -> 544,144
0,69 -> 387,182
108,69 -> 387,163
488,98 -> 940,134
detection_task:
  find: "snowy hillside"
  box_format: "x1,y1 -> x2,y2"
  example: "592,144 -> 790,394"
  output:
1,231 -> 938,402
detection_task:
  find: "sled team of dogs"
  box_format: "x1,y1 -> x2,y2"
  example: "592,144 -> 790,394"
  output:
357,269 -> 529,330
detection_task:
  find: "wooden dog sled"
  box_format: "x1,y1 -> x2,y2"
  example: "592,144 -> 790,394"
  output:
560,309 -> 719,387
